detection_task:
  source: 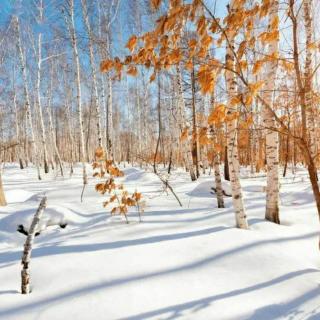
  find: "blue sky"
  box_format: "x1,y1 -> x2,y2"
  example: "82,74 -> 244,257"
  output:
0,0 -> 232,114
0,0 -> 13,25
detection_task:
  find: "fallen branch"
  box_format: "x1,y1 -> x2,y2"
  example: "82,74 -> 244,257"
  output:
21,196 -> 47,294
153,171 -> 182,207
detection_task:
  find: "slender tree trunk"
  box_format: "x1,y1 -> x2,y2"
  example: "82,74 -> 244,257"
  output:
290,0 -> 320,246
283,133 -> 290,178
213,141 -> 224,208
224,145 -> 230,180
153,74 -> 161,173
47,76 -> 64,176
225,1 -> 248,229
176,64 -> 196,181
210,93 -> 224,208
65,0 -> 87,198
13,70 -> 24,169
21,197 -> 47,294
14,16 -> 41,180
263,0 -> 280,224
304,0 -> 316,161
191,64 -> 200,178
106,33 -> 113,158
36,31 -> 49,174
66,100 -> 75,176
0,167 -> 6,206
82,0 -> 103,148
24,110 -> 29,167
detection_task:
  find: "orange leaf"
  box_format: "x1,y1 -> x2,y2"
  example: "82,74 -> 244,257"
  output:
151,0 -> 161,10
208,104 -> 226,124
252,60 -> 264,75
126,35 -> 138,52
150,72 -> 156,82
180,127 -> 188,141
95,147 -> 104,159
197,65 -> 216,95
127,65 -> 138,76
100,60 -> 113,73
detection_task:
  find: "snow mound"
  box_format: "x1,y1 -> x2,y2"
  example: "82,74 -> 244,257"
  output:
0,205 -> 73,234
124,169 -> 157,184
188,180 -> 232,197
5,189 -> 35,204
5,172 -> 30,180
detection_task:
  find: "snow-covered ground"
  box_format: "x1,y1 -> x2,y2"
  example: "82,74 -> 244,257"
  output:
0,163 -> 319,320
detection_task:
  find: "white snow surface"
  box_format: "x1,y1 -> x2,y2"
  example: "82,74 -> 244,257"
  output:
5,189 -> 35,204
0,163 -> 319,320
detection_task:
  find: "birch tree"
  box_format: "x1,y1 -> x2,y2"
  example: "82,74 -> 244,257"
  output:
47,64 -> 64,176
14,16 -> 41,180
303,0 -> 316,161
224,0 -> 248,229
12,65 -> 24,169
64,0 -> 88,197
263,0 -> 280,223
99,0 -> 121,157
21,197 -> 47,294
176,64 -> 196,181
34,0 -> 49,174
81,0 -> 103,148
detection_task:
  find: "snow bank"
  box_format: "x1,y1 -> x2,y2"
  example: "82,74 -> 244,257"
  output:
123,168 -> 157,184
188,179 -> 232,197
0,205 -> 72,235
5,190 -> 35,204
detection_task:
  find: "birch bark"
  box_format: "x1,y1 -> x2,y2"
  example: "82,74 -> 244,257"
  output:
304,0 -> 316,160
65,0 -> 88,195
14,16 -> 41,180
35,13 -> 49,174
263,0 -> 280,223
13,70 -> 24,169
176,64 -> 196,181
21,197 -> 47,294
225,0 -> 248,229
81,0 -> 103,148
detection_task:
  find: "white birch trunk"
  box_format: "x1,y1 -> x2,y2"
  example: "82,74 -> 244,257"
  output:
210,93 -> 224,207
13,74 -> 24,169
304,0 -> 316,160
106,32 -> 113,158
212,128 -> 224,208
24,110 -> 29,166
47,79 -> 64,176
81,0 -> 103,148
14,16 -> 41,180
263,0 -> 280,223
36,26 -> 49,174
66,0 -> 88,193
225,1 -> 248,229
21,196 -> 47,294
176,64 -> 196,181
214,157 -> 224,208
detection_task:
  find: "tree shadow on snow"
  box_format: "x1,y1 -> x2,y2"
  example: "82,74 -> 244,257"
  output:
0,226 -> 228,267
244,286 -> 320,320
0,290 -> 19,295
0,268 -> 317,319
121,270 -> 319,320
0,232 -> 318,318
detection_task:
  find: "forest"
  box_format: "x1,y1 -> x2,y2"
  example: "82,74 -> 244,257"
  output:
0,0 -> 320,319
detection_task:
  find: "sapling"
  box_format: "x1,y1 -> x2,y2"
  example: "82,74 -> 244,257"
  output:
93,147 -> 145,223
